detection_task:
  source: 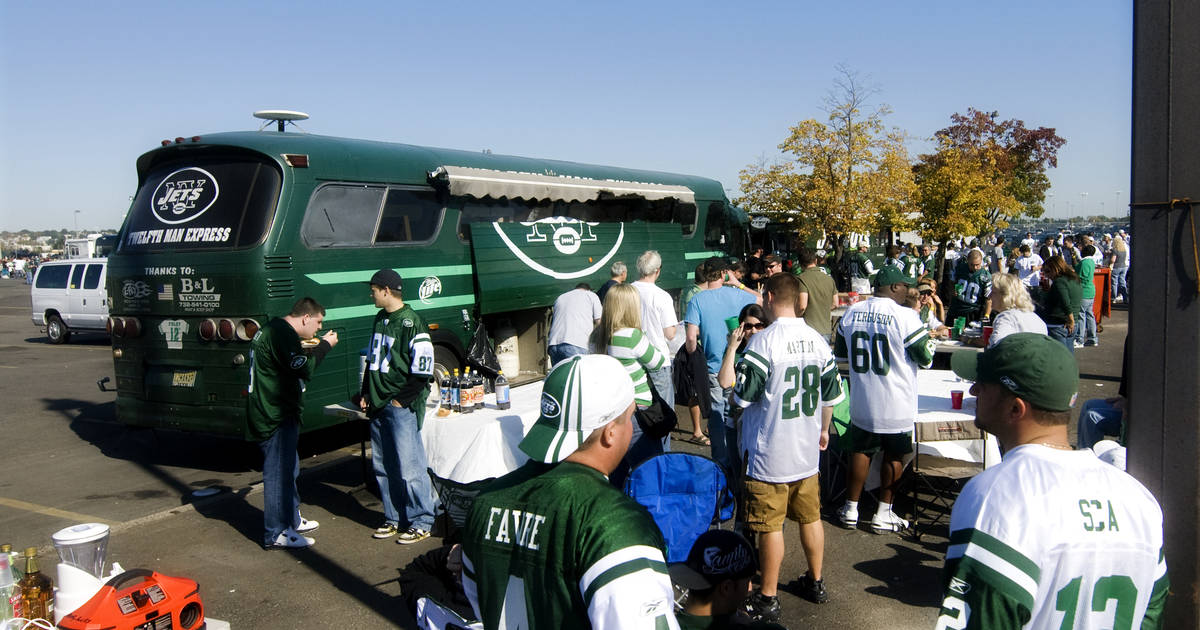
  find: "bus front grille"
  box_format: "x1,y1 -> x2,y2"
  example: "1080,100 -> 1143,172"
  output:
264,255 -> 293,270
267,277 -> 295,298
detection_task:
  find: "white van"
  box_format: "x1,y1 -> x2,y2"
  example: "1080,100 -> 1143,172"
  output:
30,258 -> 109,343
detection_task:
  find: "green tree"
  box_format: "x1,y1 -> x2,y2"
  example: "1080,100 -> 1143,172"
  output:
736,66 -> 914,275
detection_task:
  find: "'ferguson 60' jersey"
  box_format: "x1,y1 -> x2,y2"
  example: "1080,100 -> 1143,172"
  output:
733,318 -> 844,483
937,445 -> 1168,630
833,297 -> 934,433
462,461 -> 678,630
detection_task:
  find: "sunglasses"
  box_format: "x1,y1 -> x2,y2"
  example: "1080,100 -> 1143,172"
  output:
743,322 -> 767,330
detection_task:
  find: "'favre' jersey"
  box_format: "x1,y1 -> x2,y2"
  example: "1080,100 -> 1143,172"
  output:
462,461 -> 678,630
937,445 -> 1168,630
733,318 -> 844,483
833,297 -> 933,433
362,304 -> 434,411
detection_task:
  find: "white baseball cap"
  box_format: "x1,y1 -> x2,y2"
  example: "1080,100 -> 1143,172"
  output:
519,355 -> 635,463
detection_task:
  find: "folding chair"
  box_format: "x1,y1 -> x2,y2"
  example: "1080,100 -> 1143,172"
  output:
623,452 -> 733,563
819,380 -> 853,507
904,421 -> 987,540
427,469 -> 495,541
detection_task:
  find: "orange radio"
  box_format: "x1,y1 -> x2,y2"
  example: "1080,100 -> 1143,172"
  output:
58,569 -> 204,630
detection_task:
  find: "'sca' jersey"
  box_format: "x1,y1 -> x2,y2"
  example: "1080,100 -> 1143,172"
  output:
937,445 -> 1168,630
833,297 -> 933,433
462,461 -> 678,630
733,318 -> 844,483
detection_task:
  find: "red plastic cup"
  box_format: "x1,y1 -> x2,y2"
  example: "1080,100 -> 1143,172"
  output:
950,390 -> 964,409
981,325 -> 994,345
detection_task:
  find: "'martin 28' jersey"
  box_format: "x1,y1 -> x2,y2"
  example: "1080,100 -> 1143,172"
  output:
462,461 -> 678,630
834,297 -> 933,433
937,445 -> 1168,630
733,318 -> 844,483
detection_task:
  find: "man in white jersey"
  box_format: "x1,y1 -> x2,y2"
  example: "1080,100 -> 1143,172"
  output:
940,333 -> 1167,629
733,273 -> 844,621
833,266 -> 934,533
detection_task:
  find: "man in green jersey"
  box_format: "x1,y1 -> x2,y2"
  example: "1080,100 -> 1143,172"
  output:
949,249 -> 992,323
462,355 -> 679,630
357,268 -> 437,544
248,297 -> 339,549
670,530 -> 784,630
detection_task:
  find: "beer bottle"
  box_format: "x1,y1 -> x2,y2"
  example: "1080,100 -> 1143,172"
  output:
495,371 -> 511,410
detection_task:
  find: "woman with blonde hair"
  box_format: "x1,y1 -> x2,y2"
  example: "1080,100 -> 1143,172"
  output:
1110,236 -> 1130,303
595,283 -> 669,486
969,272 -> 1047,348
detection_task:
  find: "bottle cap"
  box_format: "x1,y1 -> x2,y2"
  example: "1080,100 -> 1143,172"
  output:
24,547 -> 36,558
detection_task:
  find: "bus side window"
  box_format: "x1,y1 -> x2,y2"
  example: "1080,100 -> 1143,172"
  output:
703,202 -> 727,248
676,203 -> 697,236
301,185 -> 385,248
375,189 -> 443,244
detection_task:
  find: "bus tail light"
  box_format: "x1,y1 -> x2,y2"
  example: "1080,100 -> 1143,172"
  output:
108,317 -> 120,336
217,318 -> 235,341
236,319 -> 260,341
199,319 -> 217,341
108,317 -> 142,338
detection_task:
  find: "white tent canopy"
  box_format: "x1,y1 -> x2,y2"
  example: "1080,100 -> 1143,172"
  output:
429,165 -> 696,205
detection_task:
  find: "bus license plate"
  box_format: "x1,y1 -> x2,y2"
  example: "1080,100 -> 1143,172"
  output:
172,370 -> 197,387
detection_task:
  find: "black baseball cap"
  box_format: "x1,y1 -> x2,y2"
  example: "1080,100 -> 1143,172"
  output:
368,268 -> 403,291
668,530 -> 757,589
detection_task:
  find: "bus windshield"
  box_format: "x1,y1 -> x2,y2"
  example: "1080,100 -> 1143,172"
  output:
119,158 -> 281,253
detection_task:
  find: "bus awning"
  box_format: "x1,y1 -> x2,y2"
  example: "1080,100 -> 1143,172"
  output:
428,166 -> 696,205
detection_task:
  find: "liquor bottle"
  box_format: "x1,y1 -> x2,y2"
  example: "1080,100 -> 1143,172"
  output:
461,368 -> 474,414
18,548 -> 52,624
437,374 -> 451,417
473,370 -> 485,410
450,369 -> 461,413
495,370 -> 511,410
0,544 -> 20,582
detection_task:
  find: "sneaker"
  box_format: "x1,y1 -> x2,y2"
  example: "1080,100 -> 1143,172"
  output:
744,591 -> 781,623
373,523 -> 399,539
1073,341 -> 1085,349
396,527 -> 431,545
836,503 -> 859,529
795,573 -> 829,604
266,528 -> 314,550
296,516 -> 319,533
870,510 -> 909,534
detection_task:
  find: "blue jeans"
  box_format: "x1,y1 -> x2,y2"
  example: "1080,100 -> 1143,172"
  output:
1047,324 -> 1074,354
370,404 -> 436,531
647,365 -> 675,409
547,343 -> 587,367
260,418 -> 301,546
707,374 -> 739,476
1075,298 -> 1098,345
1077,398 -> 1123,448
1111,267 -> 1129,302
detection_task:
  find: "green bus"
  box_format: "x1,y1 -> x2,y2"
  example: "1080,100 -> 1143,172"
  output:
106,125 -> 748,439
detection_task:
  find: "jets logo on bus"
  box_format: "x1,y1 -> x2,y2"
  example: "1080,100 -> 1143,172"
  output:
493,218 -> 624,280
151,167 -> 221,225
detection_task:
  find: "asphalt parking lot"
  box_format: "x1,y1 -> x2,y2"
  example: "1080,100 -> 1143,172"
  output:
0,278 -> 1128,628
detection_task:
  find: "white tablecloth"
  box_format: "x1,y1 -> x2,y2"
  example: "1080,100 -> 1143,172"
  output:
915,370 -> 1000,467
419,384 -> 543,483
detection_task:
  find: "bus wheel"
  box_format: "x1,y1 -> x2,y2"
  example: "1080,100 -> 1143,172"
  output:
433,345 -> 461,387
47,315 -> 70,344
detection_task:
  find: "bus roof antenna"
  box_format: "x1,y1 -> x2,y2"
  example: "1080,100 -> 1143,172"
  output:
253,110 -> 309,133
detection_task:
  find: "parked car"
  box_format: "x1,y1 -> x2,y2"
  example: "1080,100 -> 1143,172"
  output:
30,258 -> 109,343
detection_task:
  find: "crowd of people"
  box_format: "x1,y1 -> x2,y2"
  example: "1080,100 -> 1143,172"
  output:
246,239 -> 1162,628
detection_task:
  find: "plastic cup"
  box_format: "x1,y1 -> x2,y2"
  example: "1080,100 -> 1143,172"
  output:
725,316 -> 741,332
981,325 -> 994,345
950,390 -> 964,409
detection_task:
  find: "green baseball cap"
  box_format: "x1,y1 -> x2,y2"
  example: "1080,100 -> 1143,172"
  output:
873,266 -> 916,288
519,355 -> 635,463
951,333 -> 1079,411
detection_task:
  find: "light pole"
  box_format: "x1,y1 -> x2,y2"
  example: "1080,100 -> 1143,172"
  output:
1079,192 -> 1088,219
73,210 -> 80,233
1114,190 -> 1123,218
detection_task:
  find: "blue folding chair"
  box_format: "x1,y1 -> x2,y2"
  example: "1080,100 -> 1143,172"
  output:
623,452 -> 734,563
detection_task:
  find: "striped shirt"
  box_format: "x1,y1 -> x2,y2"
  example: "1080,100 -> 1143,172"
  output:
607,328 -> 667,407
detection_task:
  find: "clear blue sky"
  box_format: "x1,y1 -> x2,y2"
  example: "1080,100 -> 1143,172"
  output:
0,0 -> 1131,231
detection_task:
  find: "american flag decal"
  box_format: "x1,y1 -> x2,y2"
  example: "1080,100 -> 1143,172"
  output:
158,283 -> 174,301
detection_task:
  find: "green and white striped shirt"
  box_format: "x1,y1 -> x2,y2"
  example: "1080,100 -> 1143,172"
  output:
607,328 -> 667,407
